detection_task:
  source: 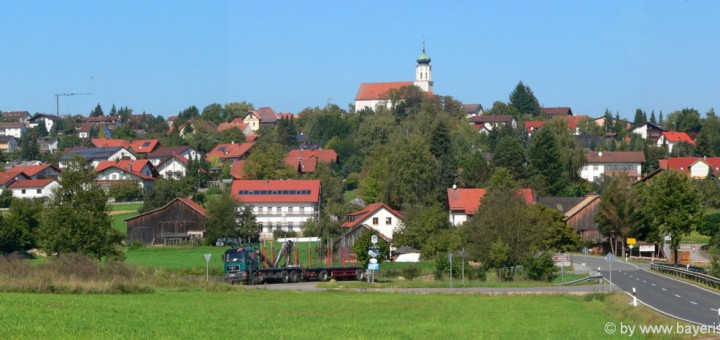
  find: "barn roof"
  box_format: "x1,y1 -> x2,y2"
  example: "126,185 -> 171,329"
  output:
124,197 -> 207,222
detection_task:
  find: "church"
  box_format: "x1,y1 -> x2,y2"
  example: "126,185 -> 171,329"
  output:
354,45 -> 434,111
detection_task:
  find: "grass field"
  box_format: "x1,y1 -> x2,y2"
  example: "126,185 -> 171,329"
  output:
680,231 -> 711,245
108,202 -> 143,212
0,289 -> 684,339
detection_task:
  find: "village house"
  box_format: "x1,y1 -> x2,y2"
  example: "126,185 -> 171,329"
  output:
542,107 -> 573,117
463,104 -> 484,118
37,137 -> 59,154
8,178 -> 59,200
126,198 -> 208,246
631,121 -> 667,140
468,115 -> 517,134
154,154 -> 189,179
242,107 -> 292,132
338,203 -> 404,249
28,113 -> 59,132
0,122 -> 27,138
284,149 -> 339,175
59,147 -> 136,169
91,138 -> 160,155
206,142 -> 255,163
1,111 -> 32,125
447,187 -> 536,226
354,46 -> 433,111
231,179 -> 321,239
580,151 -> 645,182
77,122 -> 112,139
659,157 -> 720,179
94,159 -> 157,191
0,136 -> 18,152
537,195 -> 602,242
656,131 -> 695,153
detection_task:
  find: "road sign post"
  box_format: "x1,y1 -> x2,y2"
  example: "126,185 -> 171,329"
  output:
448,253 -> 453,289
581,247 -> 588,267
605,253 -> 615,290
632,287 -> 637,307
203,253 -> 212,282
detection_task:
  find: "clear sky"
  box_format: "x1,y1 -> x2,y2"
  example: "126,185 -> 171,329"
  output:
2,1 -> 719,120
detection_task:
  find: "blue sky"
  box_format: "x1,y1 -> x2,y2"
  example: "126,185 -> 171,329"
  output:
2,1 -> 719,120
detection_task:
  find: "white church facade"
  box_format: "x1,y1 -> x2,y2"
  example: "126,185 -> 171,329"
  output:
354,45 -> 434,111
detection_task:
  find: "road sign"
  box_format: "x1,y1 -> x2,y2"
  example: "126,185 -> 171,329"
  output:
639,245 -> 655,252
605,253 -> 615,263
627,238 -> 636,245
203,253 -> 212,282
368,250 -> 379,258
368,263 -> 379,270
369,258 -> 377,264
371,235 -> 378,244
581,247 -> 589,255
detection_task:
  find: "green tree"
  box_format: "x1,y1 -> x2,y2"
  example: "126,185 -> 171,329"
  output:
38,156 -> 124,260
201,103 -> 224,124
484,101 -> 519,117
352,229 -> 390,266
90,103 -> 104,117
577,116 -> 603,135
384,133 -> 440,208
649,110 -> 657,124
658,111 -> 664,126
508,81 -> 542,117
528,127 -> 566,195
594,176 -> 641,256
492,135 -> 526,180
642,170 -> 703,265
205,194 -> 258,243
666,108 -> 702,133
243,140 -> 295,180
111,124 -> 137,140
395,203 -> 453,257
109,104 -> 118,116
633,108 -> 646,126
602,109 -> 614,132
218,127 -> 246,144
139,177 -> 195,213
108,181 -> 143,201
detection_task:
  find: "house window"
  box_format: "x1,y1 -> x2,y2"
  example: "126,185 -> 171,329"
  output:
372,217 -> 379,225
592,165 -> 598,171
386,217 -> 392,225
21,189 -> 26,194
37,189 -> 41,194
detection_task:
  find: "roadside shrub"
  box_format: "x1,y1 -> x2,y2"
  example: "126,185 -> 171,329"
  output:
401,266 -> 421,280
467,265 -> 487,282
523,252 -> 557,282
434,254 -> 462,280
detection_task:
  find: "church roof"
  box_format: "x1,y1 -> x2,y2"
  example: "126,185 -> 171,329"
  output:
355,82 -> 414,101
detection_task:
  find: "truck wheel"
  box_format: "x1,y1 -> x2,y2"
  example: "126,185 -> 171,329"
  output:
250,272 -> 259,285
281,270 -> 290,283
289,270 -> 298,283
355,269 -> 365,281
318,270 -> 329,281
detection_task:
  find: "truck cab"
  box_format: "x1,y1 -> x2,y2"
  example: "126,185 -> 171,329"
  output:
223,247 -> 260,284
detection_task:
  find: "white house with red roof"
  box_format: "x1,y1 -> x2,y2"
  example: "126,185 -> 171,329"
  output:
206,142 -> 255,163
5,164 -> 61,179
91,138 -> 160,155
657,131 -> 695,153
0,122 -> 27,138
354,46 -> 433,111
340,202 -> 404,242
468,115 -> 517,134
8,178 -> 59,199
155,154 -> 189,179
147,146 -> 200,165
94,159 -> 157,191
243,107 -> 284,131
231,179 -> 321,239
659,157 -> 720,179
447,187 -> 536,226
580,151 -> 645,182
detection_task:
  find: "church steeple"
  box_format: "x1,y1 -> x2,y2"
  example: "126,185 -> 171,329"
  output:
414,39 -> 433,92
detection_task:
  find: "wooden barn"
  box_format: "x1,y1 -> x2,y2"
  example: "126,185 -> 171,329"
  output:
126,198 -> 208,246
538,194 -> 602,243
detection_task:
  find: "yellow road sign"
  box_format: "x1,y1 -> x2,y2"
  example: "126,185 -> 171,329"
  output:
626,238 -> 636,245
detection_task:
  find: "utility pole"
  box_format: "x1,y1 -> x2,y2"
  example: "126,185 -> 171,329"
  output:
55,93 -> 91,116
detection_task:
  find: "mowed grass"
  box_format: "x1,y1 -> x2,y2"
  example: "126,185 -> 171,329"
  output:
108,202 -> 143,212
0,290 -> 669,339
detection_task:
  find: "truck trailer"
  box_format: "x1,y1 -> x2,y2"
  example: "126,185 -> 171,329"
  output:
224,240 -> 364,284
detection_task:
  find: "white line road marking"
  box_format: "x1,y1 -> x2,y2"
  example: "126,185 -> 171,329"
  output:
642,280 -> 647,283
636,278 -> 640,281
662,288 -> 667,291
711,308 -> 718,312
651,283 -> 656,286
690,301 -> 698,305
675,294 -> 681,298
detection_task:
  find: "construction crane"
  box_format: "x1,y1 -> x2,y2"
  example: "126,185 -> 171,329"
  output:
55,92 -> 91,116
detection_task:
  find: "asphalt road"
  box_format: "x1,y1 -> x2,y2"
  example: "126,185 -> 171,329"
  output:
585,255 -> 720,326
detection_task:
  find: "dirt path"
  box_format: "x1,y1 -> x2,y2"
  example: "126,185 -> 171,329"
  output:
109,210 -> 135,215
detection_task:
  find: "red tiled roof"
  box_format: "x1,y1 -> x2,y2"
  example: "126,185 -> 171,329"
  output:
525,121 -> 546,132
178,197 -> 207,216
8,178 -> 55,188
91,138 -> 129,149
230,160 -> 245,179
231,179 -> 321,203
6,164 -> 60,177
245,135 -> 258,142
561,115 -> 588,130
206,142 -> 255,161
586,151 -> 646,163
543,107 -> 573,116
217,118 -> 248,132
659,157 -> 720,175
147,146 -> 192,159
160,154 -> 188,166
447,188 -> 535,215
355,82 -> 414,101
0,122 -> 24,128
285,149 -> 338,174
247,107 -> 279,123
661,132 -> 695,145
129,139 -> 160,154
95,159 -> 155,180
341,202 -> 403,229
167,116 -> 178,121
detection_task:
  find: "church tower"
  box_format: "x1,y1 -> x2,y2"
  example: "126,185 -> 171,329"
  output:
414,41 -> 433,93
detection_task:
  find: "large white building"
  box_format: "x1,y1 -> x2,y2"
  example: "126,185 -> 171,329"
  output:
354,45 -> 433,111
579,151 -> 645,182
232,179 -> 321,239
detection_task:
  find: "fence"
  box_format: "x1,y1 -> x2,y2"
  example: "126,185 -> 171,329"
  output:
650,263 -> 720,289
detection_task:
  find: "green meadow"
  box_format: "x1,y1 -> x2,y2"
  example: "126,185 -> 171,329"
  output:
0,290 -> 681,339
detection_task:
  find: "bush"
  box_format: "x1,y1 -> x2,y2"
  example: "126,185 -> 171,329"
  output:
108,181 -> 143,201
434,254 -> 463,280
273,230 -> 298,240
523,252 -> 558,282
401,266 -> 421,280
